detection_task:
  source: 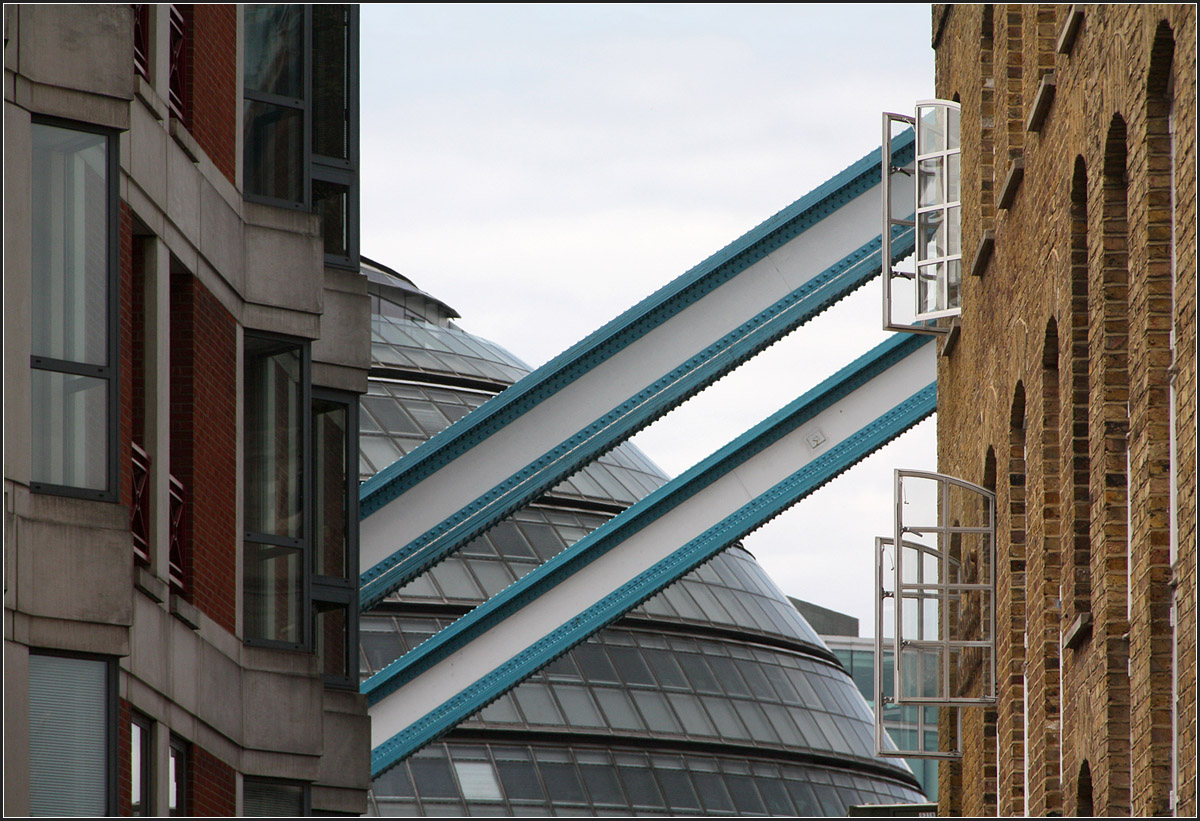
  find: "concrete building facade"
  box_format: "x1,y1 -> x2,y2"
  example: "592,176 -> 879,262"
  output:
927,4 -> 1195,816
4,5 -> 370,815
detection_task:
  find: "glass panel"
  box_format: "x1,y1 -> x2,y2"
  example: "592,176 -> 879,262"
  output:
593,689 -> 643,731
312,4 -> 350,160
315,604 -> 348,678
31,124 -> 109,366
947,152 -> 961,202
313,398 -> 348,577
244,5 -> 303,97
917,157 -> 943,208
655,768 -> 701,812
946,105 -> 961,149
29,655 -> 108,816
574,643 -> 619,683
312,179 -> 349,258
496,757 -> 544,802
245,542 -> 303,644
131,717 -> 148,816
618,762 -> 664,808
609,646 -> 655,686
917,104 -> 945,154
579,762 -> 625,806
454,761 -> 503,802
244,337 -> 303,538
374,761 -> 416,798
539,762 -> 585,804
30,370 -> 108,490
512,683 -> 563,726
243,101 -> 303,202
631,691 -> 682,734
556,686 -> 606,728
168,741 -> 186,816
410,752 -> 459,800
918,211 -> 945,261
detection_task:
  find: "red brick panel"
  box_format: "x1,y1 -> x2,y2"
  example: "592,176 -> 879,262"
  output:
170,274 -> 238,632
191,744 -> 237,818
118,699 -> 132,817
190,5 -> 238,186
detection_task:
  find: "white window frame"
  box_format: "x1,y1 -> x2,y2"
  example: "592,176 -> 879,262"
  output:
892,469 -> 996,706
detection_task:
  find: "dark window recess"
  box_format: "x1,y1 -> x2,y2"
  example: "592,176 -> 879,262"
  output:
168,736 -> 188,817
168,5 -> 192,127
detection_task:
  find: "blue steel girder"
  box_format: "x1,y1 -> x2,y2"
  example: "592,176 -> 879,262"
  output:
365,333 -> 936,777
360,135 -> 917,610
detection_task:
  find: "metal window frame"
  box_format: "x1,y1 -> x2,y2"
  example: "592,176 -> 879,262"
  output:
892,470 -> 996,706
130,709 -> 153,816
911,100 -> 962,322
243,332 -> 313,651
881,106 -> 956,335
28,650 -> 119,816
311,386 -> 360,688
28,116 -> 121,503
242,4 -> 360,270
874,537 -> 962,759
168,734 -> 189,817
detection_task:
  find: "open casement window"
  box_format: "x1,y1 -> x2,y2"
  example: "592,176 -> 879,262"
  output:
874,537 -> 962,759
882,100 -> 961,332
892,470 -> 995,706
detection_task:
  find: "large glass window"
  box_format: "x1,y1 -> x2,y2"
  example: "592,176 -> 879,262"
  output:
243,5 -> 359,269
244,334 -> 310,647
29,653 -> 115,816
30,121 -> 119,499
312,390 -> 359,687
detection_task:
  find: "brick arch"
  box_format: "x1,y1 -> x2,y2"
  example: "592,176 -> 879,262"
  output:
1127,19 -> 1178,815
1024,316 -> 1063,815
997,382 -> 1027,814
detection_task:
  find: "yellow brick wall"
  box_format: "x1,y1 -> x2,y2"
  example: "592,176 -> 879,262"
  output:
930,5 -> 1195,816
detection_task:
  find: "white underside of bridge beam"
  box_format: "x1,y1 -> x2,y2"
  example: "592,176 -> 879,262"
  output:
361,169 -> 913,574
368,340 -> 934,746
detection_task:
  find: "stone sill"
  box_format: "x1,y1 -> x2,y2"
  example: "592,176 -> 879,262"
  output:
997,157 -> 1024,211
969,230 -> 995,279
1057,6 -> 1084,55
1026,72 -> 1056,133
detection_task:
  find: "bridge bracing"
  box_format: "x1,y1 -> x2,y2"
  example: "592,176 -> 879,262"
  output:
359,136 -> 932,777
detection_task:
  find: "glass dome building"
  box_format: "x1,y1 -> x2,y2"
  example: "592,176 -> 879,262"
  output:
358,258 -> 926,816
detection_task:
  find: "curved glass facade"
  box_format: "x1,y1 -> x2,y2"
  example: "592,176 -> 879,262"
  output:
359,260 -> 925,815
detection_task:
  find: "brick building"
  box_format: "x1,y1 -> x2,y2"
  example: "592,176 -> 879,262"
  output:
4,6 -> 370,815
926,5 -> 1195,816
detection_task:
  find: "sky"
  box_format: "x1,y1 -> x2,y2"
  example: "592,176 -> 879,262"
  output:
360,3 -> 937,635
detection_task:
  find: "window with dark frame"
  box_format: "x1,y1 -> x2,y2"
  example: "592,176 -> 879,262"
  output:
29,119 -> 120,501
130,711 -> 152,816
312,390 -> 359,687
28,653 -> 118,816
168,735 -> 188,817
243,4 -> 359,269
243,333 -> 311,649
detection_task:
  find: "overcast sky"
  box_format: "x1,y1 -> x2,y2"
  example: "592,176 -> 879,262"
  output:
360,3 -> 937,634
